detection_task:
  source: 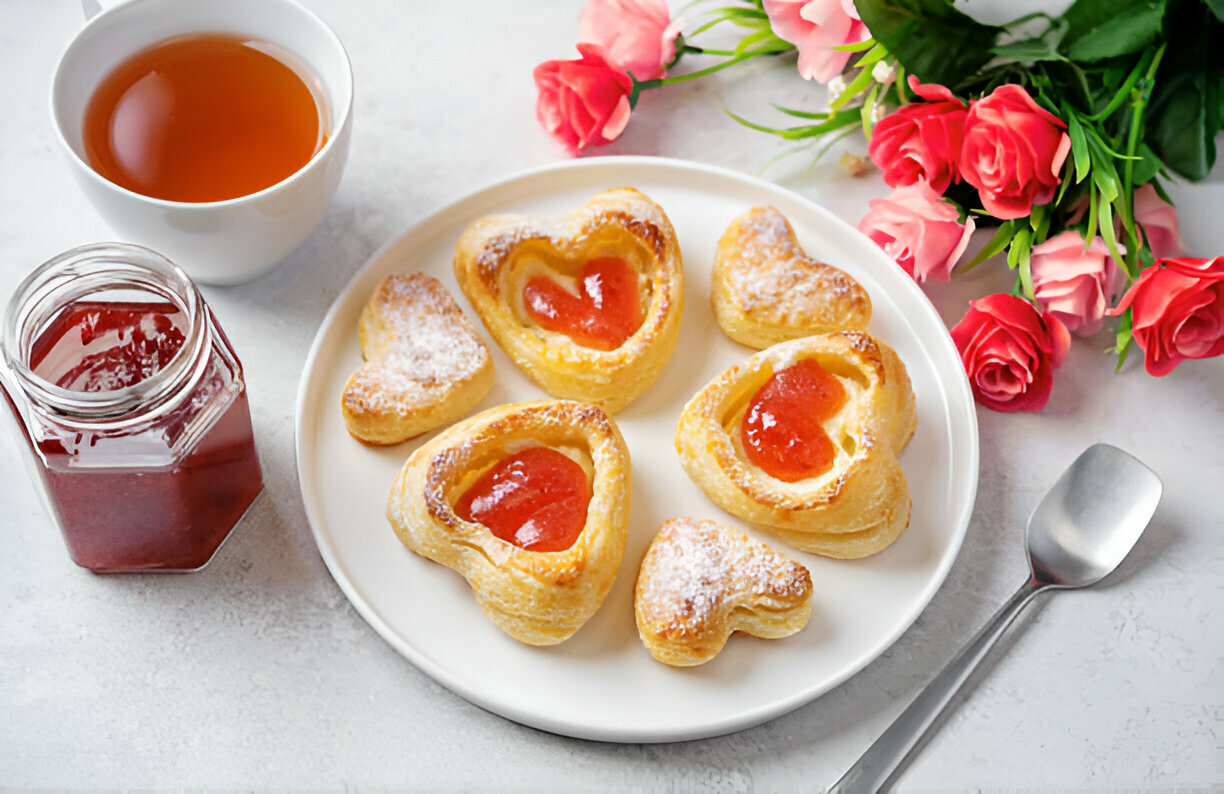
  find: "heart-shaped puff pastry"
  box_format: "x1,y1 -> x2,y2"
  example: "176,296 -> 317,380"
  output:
634,517 -> 813,667
341,273 -> 494,445
712,206 -> 871,349
675,331 -> 917,559
387,400 -> 631,646
453,187 -> 683,413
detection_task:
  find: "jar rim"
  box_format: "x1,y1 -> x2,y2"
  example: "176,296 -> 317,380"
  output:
1,242 -> 209,421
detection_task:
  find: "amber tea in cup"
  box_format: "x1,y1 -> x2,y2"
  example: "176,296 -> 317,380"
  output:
52,0 -> 353,284
82,32 -> 327,203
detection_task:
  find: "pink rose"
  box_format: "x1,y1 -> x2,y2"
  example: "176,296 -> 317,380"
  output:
858,182 -> 976,283
533,44 -> 634,155
1029,230 -> 1124,337
959,84 -> 1071,220
578,0 -> 682,81
950,293 -> 1071,412
762,0 -> 868,84
1132,182 -> 1184,261
1107,256 -> 1224,376
867,75 -> 968,193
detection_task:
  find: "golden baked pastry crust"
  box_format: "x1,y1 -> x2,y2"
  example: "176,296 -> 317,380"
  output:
674,331 -> 917,559
341,273 -> 494,445
387,400 -> 631,646
712,206 -> 871,349
634,517 -> 812,667
452,187 -> 683,413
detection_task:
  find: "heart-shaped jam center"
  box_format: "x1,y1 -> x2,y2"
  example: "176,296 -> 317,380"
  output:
522,257 -> 643,351
741,358 -> 847,482
454,446 -> 592,552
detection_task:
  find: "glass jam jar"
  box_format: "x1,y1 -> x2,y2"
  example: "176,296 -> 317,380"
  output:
0,243 -> 263,572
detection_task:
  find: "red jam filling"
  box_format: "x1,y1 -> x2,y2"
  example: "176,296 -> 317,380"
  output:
741,358 -> 847,483
454,447 -> 592,552
31,301 -> 187,391
522,257 -> 644,351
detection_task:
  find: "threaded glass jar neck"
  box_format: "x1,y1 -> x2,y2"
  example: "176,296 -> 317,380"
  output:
2,243 -> 208,423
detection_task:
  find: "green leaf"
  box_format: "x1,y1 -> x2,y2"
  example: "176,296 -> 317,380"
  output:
862,84 -> 882,141
1145,0 -> 1222,180
853,0 -> 1002,86
1148,64 -> 1220,180
735,29 -> 788,54
832,38 -> 878,53
1111,308 -> 1134,371
1006,229 -> 1035,299
689,6 -> 770,37
1097,198 -> 1128,274
1092,166 -> 1119,208
724,106 -> 861,140
1085,48 -> 1153,121
1059,0 -> 1166,62
1066,111 -> 1091,184
1007,228 -> 1031,267
1034,205 -> 1052,240
991,37 -> 1066,64
1087,133 -> 1123,206
1206,0 -> 1224,22
1085,183 -> 1100,242
1055,167 -> 1074,206
1029,204 -> 1046,233
1129,143 -> 1164,187
830,56 -> 882,111
772,104 -> 834,121
963,220 -> 1016,270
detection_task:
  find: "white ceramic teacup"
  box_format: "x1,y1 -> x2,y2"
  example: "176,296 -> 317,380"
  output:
51,0 -> 353,285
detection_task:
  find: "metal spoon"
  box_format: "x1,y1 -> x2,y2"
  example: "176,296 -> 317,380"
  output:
830,443 -> 1162,793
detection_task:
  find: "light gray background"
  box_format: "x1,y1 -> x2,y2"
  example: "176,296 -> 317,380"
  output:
2,1 -> 1221,789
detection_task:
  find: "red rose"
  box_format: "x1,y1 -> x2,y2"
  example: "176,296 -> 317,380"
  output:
1107,256 -> 1224,376
950,293 -> 1071,412
867,75 -> 968,193
959,85 -> 1071,220
533,44 -> 634,155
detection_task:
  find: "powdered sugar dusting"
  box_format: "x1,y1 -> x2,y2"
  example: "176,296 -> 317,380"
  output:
344,273 -> 489,415
636,517 -> 811,636
723,206 -> 868,320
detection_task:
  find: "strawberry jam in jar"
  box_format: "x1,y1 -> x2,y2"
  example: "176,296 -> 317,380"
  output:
0,243 -> 263,572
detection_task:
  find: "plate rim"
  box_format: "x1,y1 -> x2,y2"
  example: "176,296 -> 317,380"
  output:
293,154 -> 980,742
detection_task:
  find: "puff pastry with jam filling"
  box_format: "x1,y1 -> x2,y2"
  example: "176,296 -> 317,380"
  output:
675,331 -> 917,559
453,187 -> 683,413
387,400 -> 631,646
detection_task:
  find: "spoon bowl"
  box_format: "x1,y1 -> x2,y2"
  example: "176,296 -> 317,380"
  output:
1027,443 -> 1163,588
831,443 -> 1162,793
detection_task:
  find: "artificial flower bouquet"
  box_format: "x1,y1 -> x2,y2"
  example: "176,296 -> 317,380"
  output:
532,0 -> 1224,411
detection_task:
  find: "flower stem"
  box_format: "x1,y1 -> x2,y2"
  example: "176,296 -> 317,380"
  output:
1002,10 -> 1055,29
1121,42 -> 1166,275
638,50 -> 772,91
1086,49 -> 1153,122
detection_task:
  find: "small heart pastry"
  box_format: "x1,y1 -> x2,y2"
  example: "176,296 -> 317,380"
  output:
453,187 -> 683,413
341,273 -> 494,445
634,517 -> 812,667
674,331 -> 917,559
387,400 -> 631,646
712,206 -> 871,349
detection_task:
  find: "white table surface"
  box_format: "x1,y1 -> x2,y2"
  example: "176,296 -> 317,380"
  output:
2,1 -> 1221,790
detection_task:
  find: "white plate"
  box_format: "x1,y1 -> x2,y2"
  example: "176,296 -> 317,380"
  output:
295,156 -> 979,743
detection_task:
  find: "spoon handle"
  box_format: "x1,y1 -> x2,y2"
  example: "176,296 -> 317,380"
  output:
829,576 -> 1047,793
